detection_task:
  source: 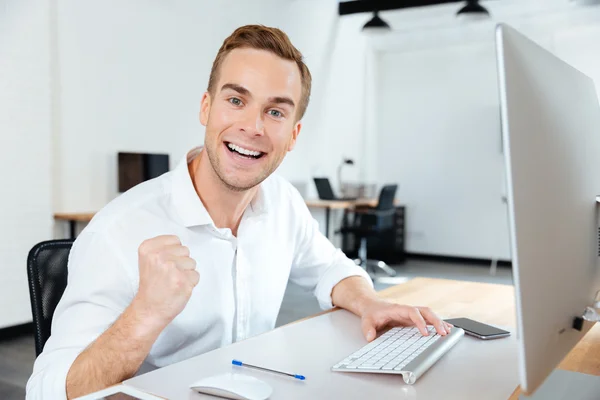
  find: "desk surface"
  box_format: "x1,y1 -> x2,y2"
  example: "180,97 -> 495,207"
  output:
305,198 -> 380,209
124,277 -> 599,399
54,212 -> 96,222
378,279 -> 599,400
376,279 -> 600,400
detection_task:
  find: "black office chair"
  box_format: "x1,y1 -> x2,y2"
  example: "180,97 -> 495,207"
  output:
26,239 -> 73,356
339,184 -> 399,278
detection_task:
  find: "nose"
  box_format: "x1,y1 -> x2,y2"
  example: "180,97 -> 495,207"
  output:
238,107 -> 265,137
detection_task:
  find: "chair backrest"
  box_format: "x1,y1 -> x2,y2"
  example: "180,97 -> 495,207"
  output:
376,184 -> 398,211
27,239 -> 73,356
313,177 -> 336,200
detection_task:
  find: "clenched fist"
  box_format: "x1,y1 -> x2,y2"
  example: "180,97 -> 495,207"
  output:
132,235 -> 199,327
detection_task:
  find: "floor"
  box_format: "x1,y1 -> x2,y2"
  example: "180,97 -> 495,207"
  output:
0,333 -> 35,399
0,260 -> 512,399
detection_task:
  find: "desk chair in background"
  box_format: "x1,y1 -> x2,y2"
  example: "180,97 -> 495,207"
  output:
26,239 -> 73,356
338,184 -> 398,278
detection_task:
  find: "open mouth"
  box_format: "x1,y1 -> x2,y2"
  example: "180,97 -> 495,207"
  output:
225,142 -> 265,159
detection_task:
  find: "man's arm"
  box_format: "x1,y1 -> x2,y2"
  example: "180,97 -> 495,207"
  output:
330,276 -> 378,316
288,187 -> 373,310
65,299 -> 164,398
26,234 -> 199,400
331,276 -> 453,342
286,186 -> 451,341
65,235 -> 199,398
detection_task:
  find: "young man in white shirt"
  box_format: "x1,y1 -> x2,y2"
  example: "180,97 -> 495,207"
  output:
27,25 -> 452,399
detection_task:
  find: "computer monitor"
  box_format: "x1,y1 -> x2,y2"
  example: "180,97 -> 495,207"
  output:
496,23 -> 600,396
118,152 -> 170,193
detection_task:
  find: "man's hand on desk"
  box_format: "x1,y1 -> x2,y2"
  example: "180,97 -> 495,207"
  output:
331,276 -> 452,342
359,300 -> 453,342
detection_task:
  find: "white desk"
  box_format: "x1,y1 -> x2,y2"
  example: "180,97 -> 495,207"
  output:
124,309 -> 519,399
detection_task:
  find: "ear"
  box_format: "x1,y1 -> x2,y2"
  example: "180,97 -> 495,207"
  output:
199,92 -> 211,126
287,121 -> 302,152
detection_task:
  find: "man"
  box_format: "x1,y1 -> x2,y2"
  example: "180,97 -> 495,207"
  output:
27,25 -> 451,399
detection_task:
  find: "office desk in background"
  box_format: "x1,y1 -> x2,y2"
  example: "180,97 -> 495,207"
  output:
123,278 -> 600,399
305,198 -> 382,238
53,199 -> 386,240
54,212 -> 96,239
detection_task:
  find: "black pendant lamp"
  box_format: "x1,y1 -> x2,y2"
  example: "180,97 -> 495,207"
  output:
456,0 -> 490,17
362,10 -> 391,33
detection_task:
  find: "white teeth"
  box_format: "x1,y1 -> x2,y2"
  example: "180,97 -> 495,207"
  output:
227,143 -> 262,157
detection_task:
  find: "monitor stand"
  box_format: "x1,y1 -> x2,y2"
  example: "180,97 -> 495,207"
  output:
519,369 -> 600,400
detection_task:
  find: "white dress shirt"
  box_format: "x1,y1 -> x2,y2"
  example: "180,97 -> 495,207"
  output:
26,147 -> 372,399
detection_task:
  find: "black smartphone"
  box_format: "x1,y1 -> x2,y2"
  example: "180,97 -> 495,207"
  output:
445,317 -> 511,340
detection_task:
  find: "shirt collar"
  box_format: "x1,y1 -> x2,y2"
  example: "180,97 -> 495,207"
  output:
248,176 -> 269,217
171,147 -> 269,228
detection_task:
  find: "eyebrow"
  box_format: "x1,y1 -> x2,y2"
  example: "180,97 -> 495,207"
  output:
269,96 -> 295,109
220,83 -> 295,109
221,83 -> 250,97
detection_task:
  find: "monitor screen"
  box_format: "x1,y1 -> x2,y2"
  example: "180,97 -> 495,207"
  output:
118,152 -> 170,192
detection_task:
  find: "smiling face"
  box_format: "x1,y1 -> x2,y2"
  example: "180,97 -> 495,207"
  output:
199,47 -> 303,192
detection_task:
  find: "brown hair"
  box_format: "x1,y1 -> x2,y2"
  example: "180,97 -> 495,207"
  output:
207,25 -> 312,121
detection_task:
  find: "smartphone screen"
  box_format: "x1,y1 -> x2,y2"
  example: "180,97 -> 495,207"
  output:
445,317 -> 510,338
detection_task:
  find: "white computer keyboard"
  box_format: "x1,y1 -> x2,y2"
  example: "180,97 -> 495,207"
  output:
332,325 -> 464,384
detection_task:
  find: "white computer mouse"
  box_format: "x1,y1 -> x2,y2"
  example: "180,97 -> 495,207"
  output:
189,372 -> 273,400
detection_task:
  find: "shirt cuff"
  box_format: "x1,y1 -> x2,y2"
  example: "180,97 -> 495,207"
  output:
27,349 -> 80,400
314,257 -> 374,310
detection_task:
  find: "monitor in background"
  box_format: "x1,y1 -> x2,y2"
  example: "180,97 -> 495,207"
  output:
313,177 -> 357,201
118,152 -> 170,193
496,24 -> 600,397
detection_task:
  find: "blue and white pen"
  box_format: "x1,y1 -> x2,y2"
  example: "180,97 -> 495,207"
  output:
232,359 -> 306,380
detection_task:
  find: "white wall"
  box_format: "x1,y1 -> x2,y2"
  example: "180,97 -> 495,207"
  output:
0,0 -> 53,328
376,42 -> 509,259
369,1 -> 600,259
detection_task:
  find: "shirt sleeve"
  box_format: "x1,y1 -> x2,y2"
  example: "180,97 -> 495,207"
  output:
288,189 -> 373,310
26,230 -> 135,400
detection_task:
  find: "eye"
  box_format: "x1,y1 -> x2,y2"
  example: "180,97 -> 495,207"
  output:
229,97 -> 243,106
268,109 -> 283,118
